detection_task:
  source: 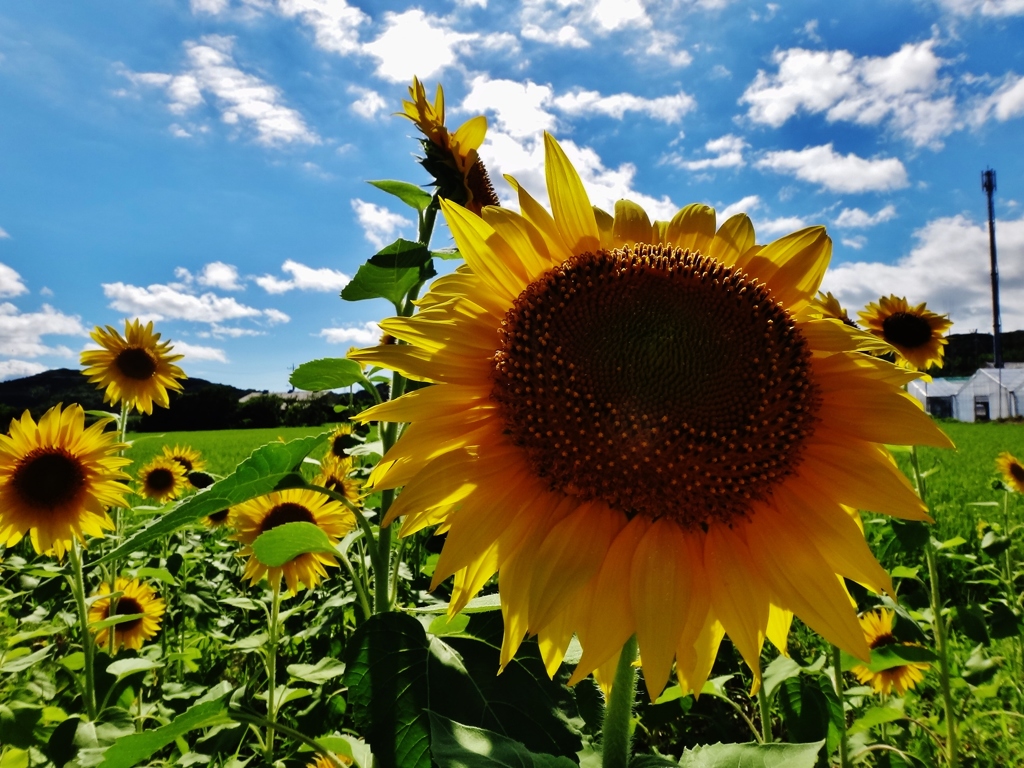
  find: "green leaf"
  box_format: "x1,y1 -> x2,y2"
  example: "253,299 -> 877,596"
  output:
427,613 -> 470,636
106,659 -> 163,681
367,180 -> 432,212
0,703 -> 42,749
411,594 -> 502,614
847,706 -> 905,737
0,646 -> 51,673
431,248 -> 462,261
427,713 -> 577,768
936,536 -> 967,550
96,685 -> 233,768
91,434 -> 326,567
962,646 -> 1000,686
981,530 -> 1012,558
133,567 -> 176,585
287,657 -> 347,684
762,655 -> 802,699
369,239 -> 431,269
252,522 -> 336,567
89,613 -> 144,631
954,604 -> 990,645
291,358 -> 366,392
677,740 -> 824,767
342,247 -> 437,309
890,520 -> 929,553
698,675 -> 734,701
841,644 -> 937,673
777,676 -> 830,744
889,566 -> 920,580
989,601 -> 1023,639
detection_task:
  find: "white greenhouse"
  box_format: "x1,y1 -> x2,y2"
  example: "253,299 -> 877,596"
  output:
908,367 -> 1024,422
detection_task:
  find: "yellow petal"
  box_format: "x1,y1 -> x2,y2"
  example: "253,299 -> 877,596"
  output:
666,204 -> 716,254
441,199 -> 528,298
594,206 -> 615,250
612,200 -> 653,248
744,226 -> 831,310
452,115 -> 487,153
544,133 -> 600,254
710,213 -> 755,268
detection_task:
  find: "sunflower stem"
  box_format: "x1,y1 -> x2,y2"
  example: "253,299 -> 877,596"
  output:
69,539 -> 98,721
756,684 -> 773,743
264,579 -> 283,760
830,644 -> 851,768
602,636 -> 638,768
108,400 -> 131,656
911,445 -> 958,768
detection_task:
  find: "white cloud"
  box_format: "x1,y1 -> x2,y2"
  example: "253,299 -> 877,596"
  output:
351,199 -> 413,250
102,282 -> 285,324
121,35 -> 319,146
823,214 -> 1024,331
973,73 -> 1024,124
362,9 -> 475,83
172,340 -> 229,362
0,262 -> 28,298
348,85 -> 387,119
0,226 -> 10,239
741,39 -> 959,148
197,261 -> 243,290
666,134 -> 748,170
319,321 -> 381,345
190,0 -> 231,12
834,204 -> 897,228
264,308 -> 290,324
755,144 -> 909,193
40,287 -> 54,297
719,194 -> 761,221
755,215 -> 809,235
551,88 -> 696,123
519,0 -> 653,51
277,0 -> 368,55
841,235 -> 867,249
521,23 -> 589,48
936,0 -> 1024,16
255,259 -> 351,294
0,360 -> 47,382
0,303 -> 86,358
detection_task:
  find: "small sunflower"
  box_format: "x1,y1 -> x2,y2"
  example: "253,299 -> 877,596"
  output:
400,77 -> 499,215
315,456 -> 363,506
162,444 -> 206,475
327,422 -> 357,461
307,754 -> 352,768
351,133 -> 953,700
204,508 -> 231,528
136,457 -> 188,503
80,319 -> 186,414
814,292 -> 857,327
996,452 -> 1024,493
851,609 -> 929,696
0,404 -> 129,558
859,295 -> 953,371
230,488 -> 356,594
89,577 -> 165,651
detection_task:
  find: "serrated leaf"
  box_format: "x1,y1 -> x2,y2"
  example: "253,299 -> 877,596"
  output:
287,657 -> 347,684
291,358 -> 366,392
763,655 -> 802,699
252,522 -> 336,567
342,259 -> 436,309
847,705 -> 905,737
368,180 -> 432,212
427,713 -> 577,768
677,740 -> 824,767
91,434 -> 326,567
369,239 -> 431,269
777,676 -> 830,744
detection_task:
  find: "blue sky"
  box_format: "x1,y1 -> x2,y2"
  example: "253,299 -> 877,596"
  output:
2,0 -> 1023,390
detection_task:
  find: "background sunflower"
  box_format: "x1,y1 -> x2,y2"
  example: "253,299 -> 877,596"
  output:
89,577 -> 166,651
996,451 -> 1024,493
136,456 -> 188,503
859,295 -> 953,371
851,609 -> 930,696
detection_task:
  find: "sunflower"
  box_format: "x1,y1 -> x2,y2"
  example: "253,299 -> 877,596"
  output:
162,444 -> 206,474
996,452 -> 1024,493
230,488 -> 356,594
203,508 -> 231,528
813,292 -> 856,327
858,296 -> 953,371
307,754 -> 352,768
80,319 -> 186,414
0,404 -> 129,558
136,457 -> 188,503
89,577 -> 165,651
851,609 -> 929,696
350,133 -> 953,700
314,456 -> 363,506
327,422 -> 357,461
400,77 -> 499,215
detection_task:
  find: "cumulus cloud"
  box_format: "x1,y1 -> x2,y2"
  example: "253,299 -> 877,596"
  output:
172,340 -> 229,362
841,235 -> 867,249
822,213 -> 1024,331
719,194 -> 761,220
278,0 -> 368,55
0,359 -> 47,382
834,204 -> 897,228
755,144 -> 909,193
755,215 -> 809,235
552,88 -> 696,123
0,262 -> 28,298
121,35 -> 319,146
740,39 -> 959,148
0,303 -> 86,358
102,282 -> 286,324
351,199 -> 413,250
665,134 -> 748,170
255,260 -> 351,294
935,0 -> 1024,16
362,9 -> 476,83
319,321 -> 381,345
348,85 -> 387,119
973,73 -> 1024,124
518,0 -> 664,53
197,261 -> 243,290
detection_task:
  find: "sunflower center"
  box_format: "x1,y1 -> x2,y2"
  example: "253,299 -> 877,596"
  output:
260,502 -> 315,533
869,632 -> 897,650
114,596 -> 144,631
492,244 -> 820,528
1009,462 -> 1024,485
115,347 -> 158,380
146,468 -> 175,493
208,509 -> 230,524
172,456 -> 193,472
881,312 -> 933,349
12,449 -> 86,509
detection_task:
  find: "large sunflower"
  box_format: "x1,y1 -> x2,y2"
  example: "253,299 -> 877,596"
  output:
996,452 -> 1024,493
230,489 -> 356,594
400,77 -> 499,215
351,133 -> 953,699
0,404 -> 129,558
136,456 -> 188,503
850,609 -> 929,696
858,296 -> 952,371
80,320 -> 186,414
89,577 -> 165,651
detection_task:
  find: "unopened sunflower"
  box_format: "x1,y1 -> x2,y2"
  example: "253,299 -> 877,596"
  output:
230,488 -> 356,594
851,609 -> 930,695
136,456 -> 187,503
315,456 -> 362,506
80,319 -> 186,414
996,452 -> 1024,493
0,404 -> 129,558
859,295 -> 952,371
89,577 -> 166,651
400,77 -> 499,214
352,133 -> 953,700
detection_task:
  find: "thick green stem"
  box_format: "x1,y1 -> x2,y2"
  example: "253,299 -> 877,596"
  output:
831,645 -> 851,768
756,685 -> 773,744
264,580 -> 283,760
602,636 -> 638,768
338,550 -> 372,621
108,401 -> 131,656
69,540 -> 98,720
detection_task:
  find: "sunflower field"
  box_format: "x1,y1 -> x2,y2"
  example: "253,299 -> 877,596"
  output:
1,78 -> 1022,768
